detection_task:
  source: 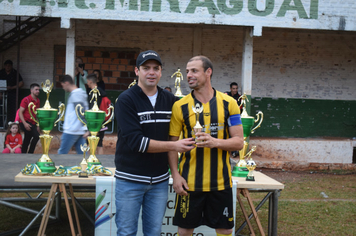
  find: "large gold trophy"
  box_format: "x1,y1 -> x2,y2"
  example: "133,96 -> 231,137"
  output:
28,80 -> 65,173
231,94 -> 263,177
75,87 -> 114,167
172,69 -> 184,98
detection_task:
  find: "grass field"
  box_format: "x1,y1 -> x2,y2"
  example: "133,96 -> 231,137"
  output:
1,170 -> 355,236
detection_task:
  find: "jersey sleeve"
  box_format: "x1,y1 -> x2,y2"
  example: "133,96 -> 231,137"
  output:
169,102 -> 183,137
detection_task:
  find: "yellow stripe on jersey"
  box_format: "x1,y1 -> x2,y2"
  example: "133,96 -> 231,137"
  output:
169,90 -> 241,192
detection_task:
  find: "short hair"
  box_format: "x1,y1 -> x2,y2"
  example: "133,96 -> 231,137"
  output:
4,60 -> 13,65
87,73 -> 97,83
30,83 -> 40,90
188,56 -> 213,78
59,75 -> 74,85
230,82 -> 238,88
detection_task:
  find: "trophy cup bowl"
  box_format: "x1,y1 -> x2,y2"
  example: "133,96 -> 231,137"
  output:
28,98 -> 65,173
75,98 -> 114,167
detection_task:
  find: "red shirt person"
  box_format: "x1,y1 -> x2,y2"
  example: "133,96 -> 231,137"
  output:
18,83 -> 40,153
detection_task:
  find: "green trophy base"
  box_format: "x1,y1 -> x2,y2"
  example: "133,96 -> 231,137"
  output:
36,161 -> 56,173
246,176 -> 255,181
87,162 -> 101,168
231,166 -> 249,177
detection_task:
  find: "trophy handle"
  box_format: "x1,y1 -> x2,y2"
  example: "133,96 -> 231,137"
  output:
250,111 -> 263,135
102,104 -> 114,128
75,104 -> 87,127
54,103 -> 65,126
28,102 -> 39,125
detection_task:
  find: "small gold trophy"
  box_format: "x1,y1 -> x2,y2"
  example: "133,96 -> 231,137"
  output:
79,143 -> 89,178
28,79 -> 65,173
246,155 -> 257,182
76,86 -> 114,167
231,94 -> 263,177
192,103 -> 204,143
171,69 -> 184,97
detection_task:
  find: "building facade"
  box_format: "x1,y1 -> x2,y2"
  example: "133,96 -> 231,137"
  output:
1,0 -> 355,163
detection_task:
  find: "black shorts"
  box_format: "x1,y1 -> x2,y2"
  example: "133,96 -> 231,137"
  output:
97,130 -> 105,147
173,188 -> 234,229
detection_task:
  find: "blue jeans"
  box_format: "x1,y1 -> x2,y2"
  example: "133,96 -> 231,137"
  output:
115,178 -> 168,236
57,132 -> 86,154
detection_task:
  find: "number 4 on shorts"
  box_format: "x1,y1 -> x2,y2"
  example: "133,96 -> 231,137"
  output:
223,207 -> 229,217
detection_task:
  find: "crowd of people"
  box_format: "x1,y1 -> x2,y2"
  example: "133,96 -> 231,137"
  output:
0,58 -> 108,154
1,52 -> 244,236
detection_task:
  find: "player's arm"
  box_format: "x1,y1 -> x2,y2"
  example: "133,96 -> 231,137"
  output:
195,114 -> 244,151
168,136 -> 189,196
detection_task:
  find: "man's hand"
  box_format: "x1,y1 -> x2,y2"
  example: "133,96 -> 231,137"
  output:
174,138 -> 195,153
24,122 -> 31,131
172,174 -> 189,196
195,131 -> 216,149
83,131 -> 90,139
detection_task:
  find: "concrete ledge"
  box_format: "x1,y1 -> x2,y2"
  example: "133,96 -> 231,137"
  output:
250,137 -> 354,164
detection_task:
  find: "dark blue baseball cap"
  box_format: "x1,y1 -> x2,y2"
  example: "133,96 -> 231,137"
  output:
136,50 -> 162,67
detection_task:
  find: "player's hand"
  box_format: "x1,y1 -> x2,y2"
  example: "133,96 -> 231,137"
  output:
172,174 -> 189,196
174,138 -> 195,153
195,131 -> 215,148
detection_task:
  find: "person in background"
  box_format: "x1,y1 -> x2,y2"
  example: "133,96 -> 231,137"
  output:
0,60 -> 24,123
18,83 -> 40,154
86,73 -> 107,155
168,56 -> 244,236
58,75 -> 89,154
164,86 -> 172,93
114,50 -> 195,235
2,121 -> 22,153
226,82 -> 242,107
93,69 -> 105,91
75,57 -> 88,91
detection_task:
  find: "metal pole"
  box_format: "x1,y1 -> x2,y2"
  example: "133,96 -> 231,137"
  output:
16,16 -> 21,112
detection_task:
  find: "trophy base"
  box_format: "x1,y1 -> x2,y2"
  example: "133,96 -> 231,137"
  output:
78,172 -> 88,178
87,162 -> 101,168
231,166 -> 249,177
246,176 -> 255,181
36,161 -> 56,173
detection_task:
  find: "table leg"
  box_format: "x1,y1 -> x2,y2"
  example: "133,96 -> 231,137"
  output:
68,184 -> 82,236
38,184 -> 57,236
236,189 -> 256,236
243,189 -> 265,236
59,183 -> 76,236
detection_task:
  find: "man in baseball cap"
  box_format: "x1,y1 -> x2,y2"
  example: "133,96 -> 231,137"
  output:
136,50 -> 162,67
114,50 -> 195,235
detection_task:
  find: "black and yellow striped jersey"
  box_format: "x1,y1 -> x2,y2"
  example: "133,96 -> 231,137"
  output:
169,89 -> 241,192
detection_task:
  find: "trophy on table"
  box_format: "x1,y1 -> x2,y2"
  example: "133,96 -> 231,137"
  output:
231,93 -> 263,177
76,86 -> 114,167
172,69 -> 184,98
79,143 -> 89,178
192,103 -> 204,143
246,159 -> 257,181
28,79 -> 65,173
